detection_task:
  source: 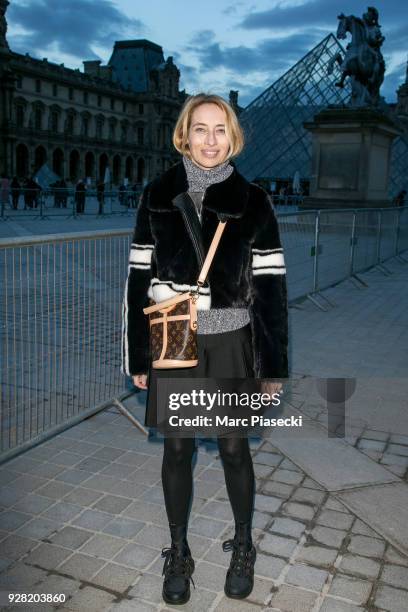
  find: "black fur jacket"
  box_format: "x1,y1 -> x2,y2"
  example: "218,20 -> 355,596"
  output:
121,159 -> 288,379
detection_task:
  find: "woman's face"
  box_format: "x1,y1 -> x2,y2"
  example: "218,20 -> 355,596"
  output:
187,103 -> 231,170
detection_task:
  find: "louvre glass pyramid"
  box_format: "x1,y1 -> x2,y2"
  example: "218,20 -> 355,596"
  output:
389,132 -> 408,196
235,32 -> 408,197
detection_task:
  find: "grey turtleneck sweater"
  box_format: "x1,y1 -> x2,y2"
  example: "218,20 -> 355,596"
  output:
182,155 -> 250,334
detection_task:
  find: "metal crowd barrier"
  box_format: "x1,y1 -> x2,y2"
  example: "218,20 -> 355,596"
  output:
271,194 -> 304,208
278,206 -> 408,305
0,230 -> 134,463
0,206 -> 407,461
0,188 -> 142,219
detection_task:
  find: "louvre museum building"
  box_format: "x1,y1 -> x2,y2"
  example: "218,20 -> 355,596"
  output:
0,0 -> 407,196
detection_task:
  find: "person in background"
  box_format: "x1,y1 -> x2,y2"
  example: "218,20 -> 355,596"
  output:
96,180 -> 105,215
32,178 -> 41,208
0,175 -> 10,211
278,186 -> 285,206
51,179 -> 62,208
10,176 -> 20,210
23,178 -> 30,209
393,189 -> 407,207
60,178 -> 68,208
118,183 -> 126,207
131,182 -> 139,208
75,179 -> 86,214
24,177 -> 40,209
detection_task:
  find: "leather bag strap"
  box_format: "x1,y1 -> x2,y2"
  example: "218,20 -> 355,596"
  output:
197,220 -> 227,285
143,290 -> 191,315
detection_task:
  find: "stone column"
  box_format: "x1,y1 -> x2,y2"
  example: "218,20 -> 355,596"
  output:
0,7 -> 14,177
0,0 -> 10,51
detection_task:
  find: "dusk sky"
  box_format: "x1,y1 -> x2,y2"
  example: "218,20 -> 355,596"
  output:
5,0 -> 408,107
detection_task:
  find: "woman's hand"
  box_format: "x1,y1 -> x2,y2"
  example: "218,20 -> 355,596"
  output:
132,374 -> 148,390
261,381 -> 283,397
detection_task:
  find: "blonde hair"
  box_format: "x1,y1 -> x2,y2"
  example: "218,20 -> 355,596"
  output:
172,93 -> 244,161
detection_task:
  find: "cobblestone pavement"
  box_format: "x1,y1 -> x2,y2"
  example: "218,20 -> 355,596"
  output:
0,419 -> 407,612
288,256 -> 408,477
0,258 -> 407,611
0,198 -> 136,239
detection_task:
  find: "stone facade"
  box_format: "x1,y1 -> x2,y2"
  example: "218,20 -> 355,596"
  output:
0,1 -> 187,185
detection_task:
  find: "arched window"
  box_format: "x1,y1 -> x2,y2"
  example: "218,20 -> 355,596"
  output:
69,150 -> 80,181
85,151 -> 95,179
125,156 -> 134,182
99,153 -> 109,182
53,148 -> 64,177
113,155 -> 121,184
34,146 -> 47,171
16,143 -> 29,177
137,158 -> 145,183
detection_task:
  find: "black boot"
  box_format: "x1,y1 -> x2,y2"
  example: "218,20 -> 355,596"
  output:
161,523 -> 195,605
223,522 -> 256,599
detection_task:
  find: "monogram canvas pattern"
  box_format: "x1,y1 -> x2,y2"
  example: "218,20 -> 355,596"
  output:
148,298 -> 198,363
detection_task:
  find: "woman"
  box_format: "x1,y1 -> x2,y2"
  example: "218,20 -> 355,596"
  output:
10,176 -> 21,210
0,175 -> 10,211
121,93 -> 288,604
75,179 -> 86,214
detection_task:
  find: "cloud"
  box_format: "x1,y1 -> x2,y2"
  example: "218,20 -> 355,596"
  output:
222,1 -> 253,16
181,28 -> 329,106
186,30 -> 322,73
177,62 -> 200,91
188,30 -> 216,45
382,24 -> 408,54
381,59 -> 407,101
239,0 -> 405,30
185,1 -> 406,104
7,0 -> 145,60
177,62 -> 199,79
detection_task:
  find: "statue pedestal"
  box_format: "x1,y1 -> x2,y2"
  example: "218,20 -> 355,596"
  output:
300,108 -> 401,210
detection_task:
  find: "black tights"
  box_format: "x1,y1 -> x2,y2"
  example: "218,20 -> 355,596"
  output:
162,437 -> 255,527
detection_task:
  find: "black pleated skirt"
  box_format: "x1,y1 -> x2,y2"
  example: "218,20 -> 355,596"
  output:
144,323 -> 254,428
